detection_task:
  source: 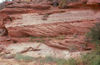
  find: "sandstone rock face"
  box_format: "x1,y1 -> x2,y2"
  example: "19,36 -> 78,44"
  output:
0,1 -> 51,15
7,22 -> 74,37
6,20 -> 96,37
6,42 -> 82,59
0,4 -> 50,15
4,9 -> 98,51
0,1 -> 100,64
6,9 -> 98,37
0,13 -> 9,21
0,28 -> 8,36
87,0 -> 100,4
0,8 -> 38,14
0,13 -> 11,36
73,0 -> 100,4
7,4 -> 51,10
0,21 -> 4,28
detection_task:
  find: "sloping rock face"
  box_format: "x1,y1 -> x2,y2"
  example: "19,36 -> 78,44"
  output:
87,0 -> 100,4
4,9 -> 99,51
25,0 -> 100,4
0,0 -> 100,51
0,13 -> 9,21
6,10 -> 99,37
0,1 -> 100,63
6,20 -> 96,37
0,13 -> 12,36
69,0 -> 100,4
0,1 -> 51,15
7,4 -> 51,10
0,5 -> 50,15
7,22 -> 74,37
6,42 -> 83,59
0,8 -> 39,14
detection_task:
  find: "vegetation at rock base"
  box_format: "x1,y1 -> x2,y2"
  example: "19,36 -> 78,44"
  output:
39,50 -> 100,65
86,22 -> 100,44
16,22 -> 100,65
59,0 -> 67,8
84,22 -> 100,65
30,35 -> 66,42
58,0 -> 79,8
81,49 -> 100,65
15,53 -> 35,61
14,54 -> 79,65
39,56 -> 78,65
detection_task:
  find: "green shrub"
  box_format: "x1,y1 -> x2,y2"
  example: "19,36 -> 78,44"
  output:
39,56 -> 57,63
67,58 -> 78,65
81,50 -> 100,65
30,36 -> 45,43
30,35 -> 66,42
59,0 -> 67,8
39,56 -> 78,65
86,22 -> 100,44
56,58 -> 68,65
15,53 -> 35,61
56,58 -> 78,65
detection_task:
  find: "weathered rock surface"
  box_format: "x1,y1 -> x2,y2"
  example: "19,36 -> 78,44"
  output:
0,13 -> 10,21
6,9 -> 99,37
0,13 -> 11,36
0,8 -> 39,14
45,35 -> 94,51
7,4 -> 51,10
6,42 -> 82,58
0,1 -> 100,65
87,0 -> 100,4
3,9 -> 98,51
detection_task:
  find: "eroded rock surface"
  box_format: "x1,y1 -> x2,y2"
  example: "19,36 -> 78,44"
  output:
2,9 -> 97,51
6,9 -> 99,37
6,42 -> 82,59
0,1 -> 100,65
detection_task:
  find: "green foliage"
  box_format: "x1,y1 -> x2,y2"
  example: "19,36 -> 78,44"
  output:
30,35 -> 66,42
56,58 -> 78,65
39,56 -> 78,65
86,22 -> 100,44
67,58 -> 78,65
56,58 -> 68,65
59,0 -> 67,8
15,53 -> 35,61
30,36 -> 45,43
58,0 -> 79,8
81,50 -> 100,65
39,56 -> 56,63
